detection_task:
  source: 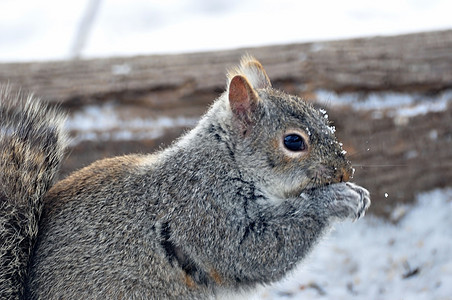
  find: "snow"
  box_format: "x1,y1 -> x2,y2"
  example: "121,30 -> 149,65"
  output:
255,188 -> 452,300
393,98 -> 450,118
0,0 -> 451,62
65,102 -> 198,145
316,89 -> 452,119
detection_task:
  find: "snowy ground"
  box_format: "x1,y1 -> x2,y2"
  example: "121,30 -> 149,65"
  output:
256,188 -> 452,300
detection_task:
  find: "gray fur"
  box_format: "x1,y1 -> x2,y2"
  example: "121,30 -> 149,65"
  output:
1,57 -> 370,299
0,86 -> 67,299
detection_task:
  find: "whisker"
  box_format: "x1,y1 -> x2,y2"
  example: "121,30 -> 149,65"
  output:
353,164 -> 408,168
346,147 -> 375,158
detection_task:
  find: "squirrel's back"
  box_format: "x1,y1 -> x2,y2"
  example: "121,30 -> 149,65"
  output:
0,87 -> 67,299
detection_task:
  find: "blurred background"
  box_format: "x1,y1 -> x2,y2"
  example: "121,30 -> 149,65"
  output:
1,0 -> 452,61
1,1 -> 452,299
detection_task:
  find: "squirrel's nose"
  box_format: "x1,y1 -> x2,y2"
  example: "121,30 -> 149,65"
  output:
336,167 -> 352,183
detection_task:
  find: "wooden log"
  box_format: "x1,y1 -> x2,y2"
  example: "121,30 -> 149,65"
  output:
329,99 -> 452,218
1,29 -> 452,105
1,30 -> 451,218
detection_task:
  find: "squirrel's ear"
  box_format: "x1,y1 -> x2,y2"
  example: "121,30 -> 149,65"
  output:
241,57 -> 271,89
228,75 -> 259,126
228,55 -> 272,90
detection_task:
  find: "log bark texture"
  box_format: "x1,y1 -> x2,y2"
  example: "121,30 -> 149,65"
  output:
1,29 -> 452,217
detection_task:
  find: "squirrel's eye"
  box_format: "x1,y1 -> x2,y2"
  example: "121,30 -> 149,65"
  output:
284,134 -> 307,152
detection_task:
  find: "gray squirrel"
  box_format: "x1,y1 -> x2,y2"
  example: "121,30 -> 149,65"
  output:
0,56 -> 370,299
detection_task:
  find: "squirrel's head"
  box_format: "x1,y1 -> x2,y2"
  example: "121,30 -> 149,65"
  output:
221,55 -> 353,199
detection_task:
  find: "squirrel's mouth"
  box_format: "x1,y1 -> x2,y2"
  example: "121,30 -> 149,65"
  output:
305,166 -> 352,190
307,173 -> 334,189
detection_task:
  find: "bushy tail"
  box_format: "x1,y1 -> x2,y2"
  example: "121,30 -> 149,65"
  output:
0,86 -> 67,299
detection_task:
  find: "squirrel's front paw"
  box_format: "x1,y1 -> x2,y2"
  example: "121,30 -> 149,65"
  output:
320,182 -> 371,221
